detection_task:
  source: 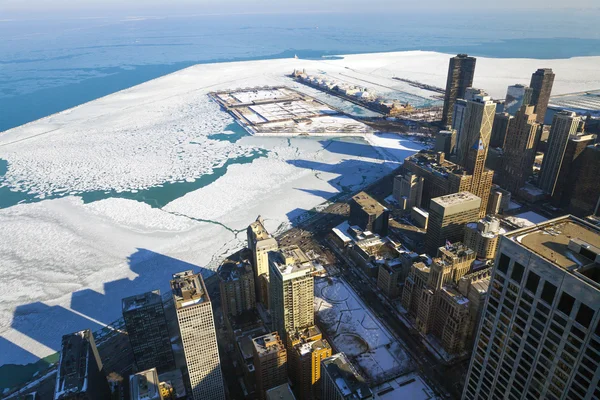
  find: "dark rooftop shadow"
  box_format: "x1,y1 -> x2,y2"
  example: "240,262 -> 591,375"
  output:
0,337 -> 53,392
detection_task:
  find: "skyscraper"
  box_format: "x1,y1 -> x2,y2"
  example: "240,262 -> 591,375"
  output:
465,136 -> 493,217
122,290 -> 175,374
434,129 -> 457,156
442,54 -> 476,127
504,84 -> 533,115
463,216 -> 600,400
287,326 -> 332,400
551,133 -> 596,210
425,191 -> 481,254
464,215 -> 502,260
500,105 -> 541,194
269,246 -> 314,342
490,112 -> 514,148
54,329 -> 111,400
454,89 -> 496,168
248,216 -> 279,306
568,143 -> 600,217
218,258 -> 256,317
538,111 -> 582,195
530,68 -> 555,124
392,172 -> 424,213
253,332 -> 288,400
349,191 -> 390,235
171,271 -> 225,400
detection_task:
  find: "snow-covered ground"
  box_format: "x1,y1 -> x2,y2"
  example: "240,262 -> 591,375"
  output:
1,50 -> 598,370
315,277 -> 412,383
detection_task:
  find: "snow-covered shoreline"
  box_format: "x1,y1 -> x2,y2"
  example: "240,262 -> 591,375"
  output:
1,50 -> 599,370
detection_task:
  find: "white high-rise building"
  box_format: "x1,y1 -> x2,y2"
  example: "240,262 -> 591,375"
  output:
463,216 -> 600,400
171,271 -> 225,400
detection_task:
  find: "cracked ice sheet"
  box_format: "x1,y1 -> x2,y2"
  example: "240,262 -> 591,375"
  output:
163,135 -> 423,234
0,197 -> 238,365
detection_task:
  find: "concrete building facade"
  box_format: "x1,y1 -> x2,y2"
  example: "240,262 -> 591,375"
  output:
530,68 -> 555,124
568,144 -> 600,217
463,216 -> 600,400
349,192 -> 390,236
539,111 -> 582,195
490,112 -> 514,148
248,216 -> 279,306
269,246 -> 314,343
130,368 -> 163,400
122,290 -> 175,374
464,216 -> 502,260
171,271 -> 224,400
434,129 -> 457,156
392,172 -> 424,214
425,192 -> 481,255
500,105 -> 541,194
504,84 -> 533,116
442,54 -> 477,127
253,332 -> 288,400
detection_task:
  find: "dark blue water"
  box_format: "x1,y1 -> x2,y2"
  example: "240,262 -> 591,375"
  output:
2,10 -> 600,132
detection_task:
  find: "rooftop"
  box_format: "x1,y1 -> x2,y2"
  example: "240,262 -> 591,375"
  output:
405,150 -> 467,178
130,368 -> 161,400
253,332 -> 285,357
352,191 -> 388,214
322,353 -> 372,399
217,259 -> 253,282
507,216 -> 600,286
441,286 -> 470,306
122,290 -> 162,313
249,216 -> 272,241
270,245 -> 313,277
266,383 -> 296,400
170,270 -> 208,309
432,191 -> 481,208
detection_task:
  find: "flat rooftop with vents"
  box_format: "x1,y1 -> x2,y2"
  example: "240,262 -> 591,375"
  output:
122,289 -> 162,313
352,192 -> 388,214
170,270 -> 209,309
506,216 -> 600,288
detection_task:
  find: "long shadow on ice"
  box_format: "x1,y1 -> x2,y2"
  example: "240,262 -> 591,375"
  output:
8,249 -> 210,371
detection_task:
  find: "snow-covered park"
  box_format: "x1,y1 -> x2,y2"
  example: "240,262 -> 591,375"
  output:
1,50 -> 599,370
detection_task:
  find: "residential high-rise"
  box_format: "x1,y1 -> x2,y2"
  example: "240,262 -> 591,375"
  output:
538,111 -> 582,195
171,271 -> 224,400
464,215 -> 502,260
349,191 -> 390,235
500,105 -> 542,194
269,246 -> 314,342
442,54 -> 477,127
504,84 -> 533,115
404,151 -> 493,218
287,326 -> 332,400
425,192 -> 481,255
253,332 -> 288,400
321,353 -> 372,400
568,143 -> 600,217
530,68 -> 555,124
122,290 -> 175,374
248,216 -> 279,306
434,129 -> 457,156
401,242 -> 491,355
392,172 -> 424,213
54,329 -> 111,400
130,368 -> 163,400
377,258 -> 404,298
218,258 -> 256,317
490,112 -> 514,148
551,133 -> 596,210
463,216 -> 600,400
454,89 -> 496,167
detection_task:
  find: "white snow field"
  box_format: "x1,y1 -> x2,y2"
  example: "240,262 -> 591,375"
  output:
315,277 -> 412,383
1,51 -> 599,368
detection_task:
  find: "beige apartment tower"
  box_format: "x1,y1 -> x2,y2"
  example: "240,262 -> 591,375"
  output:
393,172 -> 424,213
248,216 -> 279,306
464,215 -> 502,260
425,191 -> 481,255
218,258 -> 256,317
463,216 -> 600,400
269,246 -> 315,342
253,332 -> 288,400
171,271 -> 225,400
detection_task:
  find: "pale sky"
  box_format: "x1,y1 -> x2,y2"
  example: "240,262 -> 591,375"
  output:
1,0 -> 598,17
